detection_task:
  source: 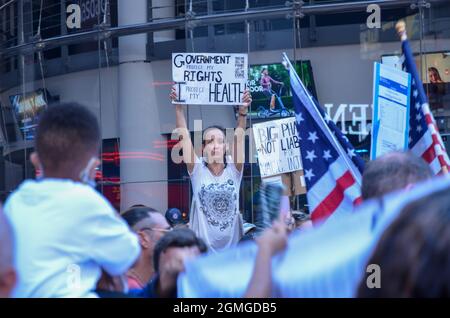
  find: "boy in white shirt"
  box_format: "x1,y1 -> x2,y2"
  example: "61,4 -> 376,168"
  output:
4,103 -> 140,298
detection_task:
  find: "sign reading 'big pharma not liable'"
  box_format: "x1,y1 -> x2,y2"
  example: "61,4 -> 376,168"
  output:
172,53 -> 248,105
253,117 -> 304,178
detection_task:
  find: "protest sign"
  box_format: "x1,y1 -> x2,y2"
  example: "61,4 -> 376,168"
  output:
253,117 -> 303,178
371,62 -> 411,159
172,53 -> 248,105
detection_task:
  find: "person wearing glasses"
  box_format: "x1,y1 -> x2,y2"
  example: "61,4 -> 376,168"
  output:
121,206 -> 172,290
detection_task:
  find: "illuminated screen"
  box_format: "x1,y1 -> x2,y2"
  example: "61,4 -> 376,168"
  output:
9,89 -> 50,141
242,61 -> 318,121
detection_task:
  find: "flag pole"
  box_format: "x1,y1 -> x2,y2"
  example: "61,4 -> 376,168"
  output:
395,20 -> 449,174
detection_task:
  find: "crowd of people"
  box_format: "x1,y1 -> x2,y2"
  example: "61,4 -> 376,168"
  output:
0,95 -> 449,298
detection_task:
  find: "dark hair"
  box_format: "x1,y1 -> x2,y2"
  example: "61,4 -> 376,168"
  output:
428,67 -> 442,81
202,125 -> 227,168
357,187 -> 450,297
35,103 -> 100,173
121,206 -> 158,228
129,204 -> 149,209
361,152 -> 432,200
153,228 -> 207,272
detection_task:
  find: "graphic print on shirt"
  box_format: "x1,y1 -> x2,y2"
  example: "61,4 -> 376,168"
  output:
198,179 -> 237,231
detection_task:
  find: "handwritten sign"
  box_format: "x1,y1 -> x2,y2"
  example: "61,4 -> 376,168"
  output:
172,53 -> 248,105
253,117 -> 303,178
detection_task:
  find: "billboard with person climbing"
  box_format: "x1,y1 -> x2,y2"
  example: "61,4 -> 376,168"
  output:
242,61 -> 318,121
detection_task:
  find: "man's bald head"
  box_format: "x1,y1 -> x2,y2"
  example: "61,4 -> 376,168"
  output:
362,152 -> 433,200
0,208 -> 17,297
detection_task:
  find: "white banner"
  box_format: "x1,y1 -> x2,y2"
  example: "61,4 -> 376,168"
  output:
178,176 -> 450,298
172,53 -> 248,105
253,117 -> 303,178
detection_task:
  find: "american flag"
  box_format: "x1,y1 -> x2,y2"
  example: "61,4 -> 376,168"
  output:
399,29 -> 450,174
284,54 -> 365,224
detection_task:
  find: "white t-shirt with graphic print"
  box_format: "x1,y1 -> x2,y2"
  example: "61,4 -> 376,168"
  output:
189,156 -> 244,253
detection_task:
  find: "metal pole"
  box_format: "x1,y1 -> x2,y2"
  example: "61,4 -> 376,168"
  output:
17,0 -> 28,180
245,0 -> 254,225
0,0 -> 16,12
184,0 -> 192,211
415,1 -> 431,98
207,0 -> 214,50
60,0 -> 69,72
293,13 -> 296,67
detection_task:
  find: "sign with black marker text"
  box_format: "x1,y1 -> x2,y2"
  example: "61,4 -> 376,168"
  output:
172,53 -> 248,105
253,117 -> 304,178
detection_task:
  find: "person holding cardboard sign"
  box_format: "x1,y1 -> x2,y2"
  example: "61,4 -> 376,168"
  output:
170,88 -> 252,253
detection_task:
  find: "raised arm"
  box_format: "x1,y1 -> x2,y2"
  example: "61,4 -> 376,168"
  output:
233,90 -> 252,172
244,218 -> 288,298
171,88 -> 196,174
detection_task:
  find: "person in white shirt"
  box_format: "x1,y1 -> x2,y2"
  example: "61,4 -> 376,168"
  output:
4,103 -> 140,298
170,88 -> 252,253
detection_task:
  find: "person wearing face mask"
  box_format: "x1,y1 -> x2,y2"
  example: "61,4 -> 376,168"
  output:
3,103 -> 140,298
170,88 -> 252,253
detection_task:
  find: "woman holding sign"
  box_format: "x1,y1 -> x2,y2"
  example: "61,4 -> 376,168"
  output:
170,88 -> 252,253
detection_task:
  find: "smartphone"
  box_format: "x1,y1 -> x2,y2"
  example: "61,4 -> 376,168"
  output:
259,181 -> 284,228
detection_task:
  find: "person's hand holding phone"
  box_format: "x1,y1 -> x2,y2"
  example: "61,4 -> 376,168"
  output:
256,214 -> 288,257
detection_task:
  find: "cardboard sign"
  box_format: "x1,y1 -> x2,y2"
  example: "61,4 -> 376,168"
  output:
172,53 -> 248,105
253,117 -> 303,178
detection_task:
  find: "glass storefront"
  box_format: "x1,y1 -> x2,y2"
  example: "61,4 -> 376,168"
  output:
1,0 -> 449,223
